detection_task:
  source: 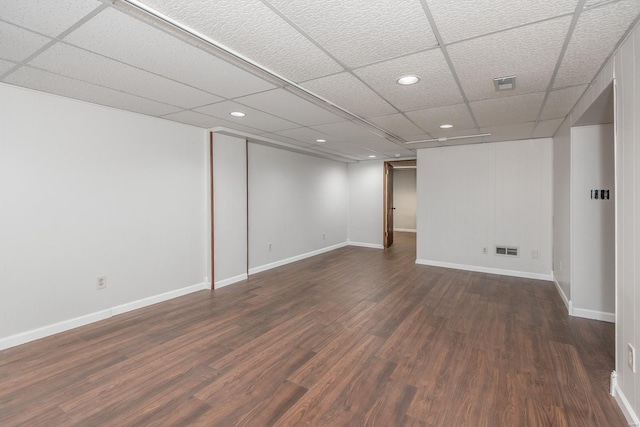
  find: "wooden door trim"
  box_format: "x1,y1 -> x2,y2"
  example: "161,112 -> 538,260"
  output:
209,132 -> 215,290
383,161 -> 393,248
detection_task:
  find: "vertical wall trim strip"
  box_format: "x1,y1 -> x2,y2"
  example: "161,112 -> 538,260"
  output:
210,132 -> 215,290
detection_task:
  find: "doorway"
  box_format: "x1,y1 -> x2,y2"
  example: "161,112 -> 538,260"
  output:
383,160 -> 417,248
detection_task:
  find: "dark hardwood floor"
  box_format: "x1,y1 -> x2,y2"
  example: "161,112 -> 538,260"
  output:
0,232 -> 627,426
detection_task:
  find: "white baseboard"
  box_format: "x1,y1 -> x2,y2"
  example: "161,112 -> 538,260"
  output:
347,241 -> 384,249
611,372 -> 640,426
415,259 -> 553,281
393,228 -> 416,233
214,273 -> 248,289
111,282 -> 208,316
571,307 -> 615,323
552,275 -> 572,314
249,243 -> 348,275
0,282 -> 209,351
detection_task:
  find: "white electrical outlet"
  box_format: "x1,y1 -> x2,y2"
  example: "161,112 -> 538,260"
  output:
322,232 -> 326,240
482,247 -> 488,255
532,250 -> 539,260
96,275 -> 107,290
629,344 -> 636,373
268,243 -> 272,251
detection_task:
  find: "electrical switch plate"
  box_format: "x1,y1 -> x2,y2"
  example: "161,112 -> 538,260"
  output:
629,344 -> 636,373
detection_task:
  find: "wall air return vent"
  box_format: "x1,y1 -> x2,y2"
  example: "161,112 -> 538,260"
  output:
495,246 -> 519,256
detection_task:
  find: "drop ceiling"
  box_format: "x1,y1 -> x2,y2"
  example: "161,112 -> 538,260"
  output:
1,0 -> 639,162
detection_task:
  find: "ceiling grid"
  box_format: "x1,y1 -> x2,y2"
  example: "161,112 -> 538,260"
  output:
1,0 -> 639,161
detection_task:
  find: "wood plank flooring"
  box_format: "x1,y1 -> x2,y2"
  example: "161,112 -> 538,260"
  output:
0,232 -> 627,426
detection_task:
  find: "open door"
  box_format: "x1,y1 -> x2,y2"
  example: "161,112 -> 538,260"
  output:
383,162 -> 394,248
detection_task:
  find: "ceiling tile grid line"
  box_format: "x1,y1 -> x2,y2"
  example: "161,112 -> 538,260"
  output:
115,0 -> 410,147
0,3 -> 108,81
530,0 -> 586,138
440,11 -> 577,49
418,0 -> 481,134
2,0 -> 640,160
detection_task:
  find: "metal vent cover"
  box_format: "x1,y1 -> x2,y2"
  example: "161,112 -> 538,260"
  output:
494,76 -> 516,91
495,246 -> 519,256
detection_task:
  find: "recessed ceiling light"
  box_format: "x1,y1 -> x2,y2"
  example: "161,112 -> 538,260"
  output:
396,75 -> 420,85
368,155 -> 377,158
229,111 -> 246,117
316,139 -> 326,143
440,124 -> 454,129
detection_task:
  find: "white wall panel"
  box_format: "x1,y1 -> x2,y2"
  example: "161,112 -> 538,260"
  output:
393,169 -> 417,230
347,161 -> 383,247
212,134 -> 247,285
571,125 -> 615,316
0,83 -> 207,341
553,119 -> 572,301
417,139 -> 552,278
247,143 -> 348,270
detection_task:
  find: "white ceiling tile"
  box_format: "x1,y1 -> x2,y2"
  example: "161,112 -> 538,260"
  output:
533,118 -> 565,138
541,85 -> 588,120
383,149 -> 416,158
163,110 -> 267,132
405,103 -> 476,134
448,16 -> 572,101
428,0 -> 578,44
28,43 -> 223,109
194,101 -> 300,132
0,22 -> 51,62
63,8 -> 275,99
554,0 -> 640,88
272,127 -> 333,145
257,132 -> 315,148
134,0 -> 342,82
309,121 -> 388,142
161,110 -> 222,128
470,93 -> 545,127
5,66 -> 181,116
367,113 -> 427,139
300,73 -> 397,118
267,0 -> 436,68
234,89 -> 344,126
354,49 -> 463,111
356,138 -> 405,153
0,59 -> 17,76
480,122 -> 537,142
0,0 -> 102,37
426,128 -> 483,140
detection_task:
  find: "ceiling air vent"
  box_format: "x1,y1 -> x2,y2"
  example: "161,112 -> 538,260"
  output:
494,76 -> 516,91
496,246 -> 519,256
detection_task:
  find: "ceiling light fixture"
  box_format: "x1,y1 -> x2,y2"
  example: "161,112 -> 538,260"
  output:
397,75 -> 420,85
229,111 -> 246,117
368,155 -> 377,158
316,139 -> 326,143
440,124 -> 454,129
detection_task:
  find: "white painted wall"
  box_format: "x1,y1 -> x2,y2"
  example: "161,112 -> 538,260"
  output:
550,19 -> 640,424
212,133 -> 247,287
248,143 -> 348,272
417,139 -> 553,280
612,22 -> 640,424
552,119 -> 572,303
0,83 -> 207,347
347,161 -> 383,248
393,168 -> 417,231
571,125 -> 615,319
